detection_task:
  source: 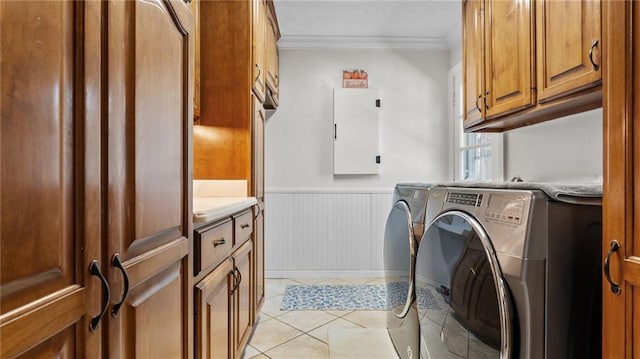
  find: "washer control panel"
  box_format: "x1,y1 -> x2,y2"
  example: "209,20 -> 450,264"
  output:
485,194 -> 526,225
446,192 -> 484,207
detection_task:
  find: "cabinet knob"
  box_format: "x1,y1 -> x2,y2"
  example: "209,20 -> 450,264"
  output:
213,238 -> 226,247
240,223 -> 250,229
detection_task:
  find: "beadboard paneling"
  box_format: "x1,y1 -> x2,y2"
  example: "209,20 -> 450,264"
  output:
264,190 -> 393,277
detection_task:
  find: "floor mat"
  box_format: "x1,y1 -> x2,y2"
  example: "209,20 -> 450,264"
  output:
328,328 -> 399,359
280,284 -> 388,310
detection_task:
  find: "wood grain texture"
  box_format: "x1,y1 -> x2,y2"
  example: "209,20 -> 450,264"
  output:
252,0 -> 267,103
265,3 -> 280,106
484,0 -> 535,119
232,240 -> 253,358
195,259 -> 233,359
105,0 -> 192,357
602,0 -> 638,357
462,0 -> 484,126
195,0 -> 252,182
1,1 -> 101,356
536,0 -> 601,103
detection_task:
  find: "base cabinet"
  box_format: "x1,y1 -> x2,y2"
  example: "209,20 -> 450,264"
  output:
194,210 -> 254,359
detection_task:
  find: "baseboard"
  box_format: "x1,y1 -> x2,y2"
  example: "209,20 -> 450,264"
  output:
265,270 -> 385,279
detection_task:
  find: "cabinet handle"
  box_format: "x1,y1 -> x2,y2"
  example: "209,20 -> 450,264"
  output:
111,253 -> 130,317
475,95 -> 481,113
254,203 -> 262,220
255,64 -> 261,82
589,39 -> 599,71
234,267 -> 242,287
213,238 -> 226,247
240,223 -> 250,229
229,270 -> 237,294
89,260 -> 110,332
484,91 -> 489,110
275,74 -> 279,86
603,240 -> 621,295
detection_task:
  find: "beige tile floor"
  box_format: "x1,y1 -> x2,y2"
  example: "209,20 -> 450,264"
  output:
242,277 -> 390,359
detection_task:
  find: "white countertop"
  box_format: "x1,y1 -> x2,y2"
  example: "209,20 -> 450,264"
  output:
193,197 -> 258,224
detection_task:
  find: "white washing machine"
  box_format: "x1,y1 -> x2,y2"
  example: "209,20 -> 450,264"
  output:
415,186 -> 602,359
384,184 -> 431,359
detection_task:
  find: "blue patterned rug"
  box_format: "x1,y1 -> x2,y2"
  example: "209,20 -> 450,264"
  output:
280,284 -> 388,310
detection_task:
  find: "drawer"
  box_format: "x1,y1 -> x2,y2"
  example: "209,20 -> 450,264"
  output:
234,210 -> 253,245
195,219 -> 233,275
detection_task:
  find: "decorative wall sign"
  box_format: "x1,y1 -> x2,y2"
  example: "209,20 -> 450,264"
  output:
343,69 -> 368,88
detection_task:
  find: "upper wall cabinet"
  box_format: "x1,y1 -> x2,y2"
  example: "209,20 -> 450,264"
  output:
536,0 -> 601,102
252,0 -> 267,103
264,1 -> 280,109
463,0 -> 602,132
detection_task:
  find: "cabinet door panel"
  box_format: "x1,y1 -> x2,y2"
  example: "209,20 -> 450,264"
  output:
196,259 -> 233,359
537,0 -> 601,102
463,0 -> 484,125
124,263 -> 184,358
1,1 -> 101,357
252,0 -> 266,102
106,0 -> 192,357
233,241 -> 253,356
484,0 -> 534,118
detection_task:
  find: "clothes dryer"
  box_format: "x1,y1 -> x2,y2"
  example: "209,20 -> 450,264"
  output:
384,184 -> 432,359
415,187 -> 601,359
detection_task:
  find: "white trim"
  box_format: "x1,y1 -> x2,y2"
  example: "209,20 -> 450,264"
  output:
266,188 -> 394,194
265,270 -> 385,279
278,35 -> 449,50
448,63 -> 462,181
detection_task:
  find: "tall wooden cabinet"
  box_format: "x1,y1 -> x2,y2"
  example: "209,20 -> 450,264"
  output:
602,1 -> 640,357
1,2 -> 103,357
463,0 -> 602,132
0,0 -> 194,357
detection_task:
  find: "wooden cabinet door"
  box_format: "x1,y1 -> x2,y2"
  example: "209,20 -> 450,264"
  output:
254,203 -> 265,314
536,0 -> 601,103
252,0 -> 267,103
463,0 -> 484,126
105,0 -> 193,357
484,0 -> 535,119
0,1 -> 103,357
253,96 -> 265,201
191,0 -> 201,120
196,259 -> 234,359
602,1 -> 640,357
233,241 -> 253,357
265,7 -> 279,105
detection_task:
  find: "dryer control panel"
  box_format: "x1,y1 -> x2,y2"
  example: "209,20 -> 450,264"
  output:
485,194 -> 526,225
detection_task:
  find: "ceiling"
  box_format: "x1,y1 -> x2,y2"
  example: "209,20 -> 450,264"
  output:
273,0 -> 462,49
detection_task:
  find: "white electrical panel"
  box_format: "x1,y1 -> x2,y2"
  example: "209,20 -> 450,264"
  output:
333,88 -> 380,175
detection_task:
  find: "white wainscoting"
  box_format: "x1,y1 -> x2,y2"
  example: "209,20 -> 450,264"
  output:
264,188 -> 394,278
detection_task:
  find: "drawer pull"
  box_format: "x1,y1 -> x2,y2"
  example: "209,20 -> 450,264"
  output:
240,223 -> 250,229
213,238 -> 226,247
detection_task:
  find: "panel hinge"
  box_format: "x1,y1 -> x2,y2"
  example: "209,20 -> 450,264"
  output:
375,99 -> 381,108
376,155 -> 381,164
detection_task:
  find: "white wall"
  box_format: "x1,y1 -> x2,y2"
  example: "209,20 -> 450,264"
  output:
504,109 -> 603,183
265,49 -> 451,190
264,48 -> 451,277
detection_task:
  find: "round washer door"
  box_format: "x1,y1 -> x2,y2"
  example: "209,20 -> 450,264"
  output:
415,211 -> 513,359
383,200 -> 416,318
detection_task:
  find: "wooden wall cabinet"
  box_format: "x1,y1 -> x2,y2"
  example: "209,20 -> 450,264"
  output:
265,2 -> 281,109
463,0 -> 602,132
0,0 -> 194,357
602,1 -> 640,357
194,213 -> 254,359
252,0 -> 267,103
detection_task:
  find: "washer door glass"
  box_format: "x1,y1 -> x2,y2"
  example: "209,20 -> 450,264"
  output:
384,200 -> 416,318
415,211 -> 512,359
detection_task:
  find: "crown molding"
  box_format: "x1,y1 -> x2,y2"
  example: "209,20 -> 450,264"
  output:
278,35 -> 449,50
